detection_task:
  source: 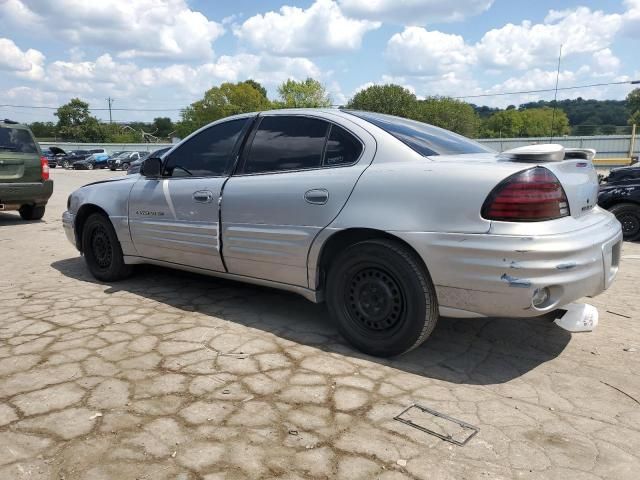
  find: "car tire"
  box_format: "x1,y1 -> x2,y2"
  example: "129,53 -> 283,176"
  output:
18,205 -> 45,220
609,203 -> 640,241
87,163 -> 94,170
109,168 -> 116,171
82,213 -> 133,281
326,239 -> 439,357
63,160 -> 70,168
121,162 -> 130,171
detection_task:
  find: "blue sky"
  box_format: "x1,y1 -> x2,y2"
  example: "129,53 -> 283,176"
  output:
1,0 -> 639,123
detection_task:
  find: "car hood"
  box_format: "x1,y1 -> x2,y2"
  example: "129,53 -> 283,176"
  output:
82,176 -> 138,188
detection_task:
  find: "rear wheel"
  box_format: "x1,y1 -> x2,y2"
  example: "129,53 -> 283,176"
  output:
18,205 -> 45,220
121,162 -> 130,171
87,163 -> 94,170
63,160 -> 70,168
326,239 -> 438,357
82,213 -> 132,281
610,203 -> 640,241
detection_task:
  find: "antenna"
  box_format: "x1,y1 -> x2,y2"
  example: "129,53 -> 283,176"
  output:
549,44 -> 562,142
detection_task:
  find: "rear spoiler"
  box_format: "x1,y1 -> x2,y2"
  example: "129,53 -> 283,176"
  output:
500,144 -> 596,162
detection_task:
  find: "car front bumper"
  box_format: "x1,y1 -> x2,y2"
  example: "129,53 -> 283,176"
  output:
0,180 -> 53,208
62,210 -> 77,248
396,214 -> 623,318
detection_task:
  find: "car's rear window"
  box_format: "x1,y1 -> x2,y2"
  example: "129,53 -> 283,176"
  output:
347,111 -> 493,156
0,127 -> 38,153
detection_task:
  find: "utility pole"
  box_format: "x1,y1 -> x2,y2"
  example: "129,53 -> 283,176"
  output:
106,97 -> 114,124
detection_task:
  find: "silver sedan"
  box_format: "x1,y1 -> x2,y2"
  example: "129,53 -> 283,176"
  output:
63,109 -> 622,357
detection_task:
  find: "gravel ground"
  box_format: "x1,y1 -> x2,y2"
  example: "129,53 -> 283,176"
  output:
1,167 -> 639,480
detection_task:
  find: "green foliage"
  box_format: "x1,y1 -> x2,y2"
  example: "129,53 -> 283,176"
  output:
346,84 -> 417,117
413,97 -> 480,137
29,121 -> 56,139
627,88 -> 640,125
481,107 -> 570,138
177,81 -> 271,137
55,98 -> 106,142
241,79 -> 268,99
152,117 -> 174,139
276,78 -> 331,108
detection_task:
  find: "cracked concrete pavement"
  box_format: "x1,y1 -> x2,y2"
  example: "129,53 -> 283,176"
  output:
1,168 -> 639,479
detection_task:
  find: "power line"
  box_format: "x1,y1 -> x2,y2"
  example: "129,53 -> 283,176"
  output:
454,79 -> 640,100
0,104 -> 184,111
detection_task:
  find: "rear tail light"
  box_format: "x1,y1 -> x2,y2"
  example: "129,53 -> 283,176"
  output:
40,156 -> 50,181
482,167 -> 569,221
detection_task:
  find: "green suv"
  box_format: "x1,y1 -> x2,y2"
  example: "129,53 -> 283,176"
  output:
0,119 -> 53,220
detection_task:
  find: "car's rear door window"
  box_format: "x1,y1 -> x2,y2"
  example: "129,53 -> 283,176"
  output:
242,116 -> 329,174
324,124 -> 363,166
163,118 -> 249,177
0,128 -> 38,153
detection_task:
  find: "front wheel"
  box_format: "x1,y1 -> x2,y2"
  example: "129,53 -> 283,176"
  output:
82,213 -> 132,281
19,205 -> 45,220
326,239 -> 439,357
610,203 -> 640,241
121,162 -> 130,171
63,160 -> 70,168
87,163 -> 94,170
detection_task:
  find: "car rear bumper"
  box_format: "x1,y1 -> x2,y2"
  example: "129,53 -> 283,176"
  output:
62,210 -> 77,248
395,213 -> 623,318
0,180 -> 53,208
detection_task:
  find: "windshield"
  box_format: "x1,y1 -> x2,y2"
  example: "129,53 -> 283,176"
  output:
347,111 -> 494,157
0,127 -> 38,153
115,152 -> 131,158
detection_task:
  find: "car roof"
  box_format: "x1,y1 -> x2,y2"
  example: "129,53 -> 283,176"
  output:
0,119 -> 29,129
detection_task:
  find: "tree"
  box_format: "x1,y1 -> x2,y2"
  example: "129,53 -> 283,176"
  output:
347,84 -> 417,118
481,107 -> 569,138
176,81 -> 272,137
481,109 -> 525,138
242,79 -> 268,99
276,78 -> 331,108
627,88 -> 640,125
54,98 -> 105,142
413,97 -> 480,137
29,121 -> 56,139
152,117 -> 174,139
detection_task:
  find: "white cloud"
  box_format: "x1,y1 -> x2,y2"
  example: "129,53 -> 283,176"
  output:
0,0 -> 224,60
234,0 -> 380,56
622,0 -> 640,36
0,37 -> 45,80
338,0 -> 493,25
592,48 -> 621,75
385,27 -> 474,75
476,7 -> 622,70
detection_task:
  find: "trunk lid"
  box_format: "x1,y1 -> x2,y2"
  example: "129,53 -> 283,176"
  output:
0,125 -> 41,183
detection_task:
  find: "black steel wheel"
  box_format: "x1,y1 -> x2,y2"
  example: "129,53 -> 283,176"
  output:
610,203 -> 640,240
326,239 -> 438,357
82,213 -> 132,281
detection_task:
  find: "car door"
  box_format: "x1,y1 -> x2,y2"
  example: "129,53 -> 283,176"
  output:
128,117 -> 252,271
221,113 -> 375,287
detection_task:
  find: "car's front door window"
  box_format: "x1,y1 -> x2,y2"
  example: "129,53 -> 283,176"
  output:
164,118 -> 250,177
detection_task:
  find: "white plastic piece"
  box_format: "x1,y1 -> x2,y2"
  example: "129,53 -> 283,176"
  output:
501,144 -> 565,162
554,303 -> 599,332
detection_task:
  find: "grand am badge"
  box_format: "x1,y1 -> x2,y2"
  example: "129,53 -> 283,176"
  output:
136,210 -> 165,216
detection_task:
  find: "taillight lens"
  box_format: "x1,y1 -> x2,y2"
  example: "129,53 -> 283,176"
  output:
40,156 -> 50,181
482,167 -> 569,221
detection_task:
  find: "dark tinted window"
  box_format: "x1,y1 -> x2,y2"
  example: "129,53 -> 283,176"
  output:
244,116 -> 329,174
0,128 -> 38,153
349,111 -> 493,156
164,118 -> 248,177
324,125 -> 362,166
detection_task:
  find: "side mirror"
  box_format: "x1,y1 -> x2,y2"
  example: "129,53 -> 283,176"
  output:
141,157 -> 162,177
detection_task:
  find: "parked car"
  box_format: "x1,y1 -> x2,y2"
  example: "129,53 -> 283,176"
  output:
60,149 -> 106,168
72,152 -> 109,170
127,148 -> 170,175
63,109 -> 622,357
598,179 -> 640,240
605,164 -> 640,183
43,146 -> 66,168
0,119 -> 53,220
108,151 -> 146,171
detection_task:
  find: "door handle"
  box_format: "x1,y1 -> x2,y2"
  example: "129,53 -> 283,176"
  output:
193,190 -> 214,203
304,188 -> 329,205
